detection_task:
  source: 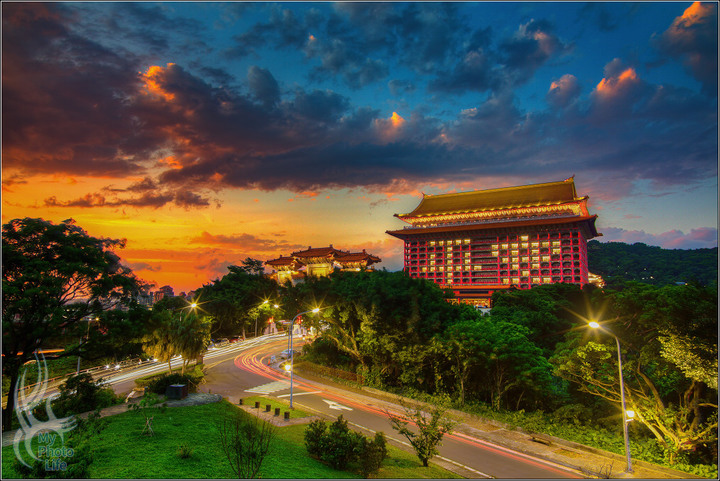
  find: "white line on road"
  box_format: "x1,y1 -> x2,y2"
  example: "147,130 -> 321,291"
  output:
276,391 -> 321,398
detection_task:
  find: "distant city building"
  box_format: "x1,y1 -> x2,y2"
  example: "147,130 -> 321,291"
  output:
266,245 -> 381,285
153,285 -> 175,303
386,178 -> 601,307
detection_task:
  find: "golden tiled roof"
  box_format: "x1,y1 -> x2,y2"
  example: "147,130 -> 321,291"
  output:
398,178 -> 582,218
386,215 -> 600,239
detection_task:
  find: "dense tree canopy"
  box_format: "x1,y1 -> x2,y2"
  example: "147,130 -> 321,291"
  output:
2,217 -> 141,430
587,240 -> 718,287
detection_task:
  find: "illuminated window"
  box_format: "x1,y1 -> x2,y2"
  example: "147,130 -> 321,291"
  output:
520,235 -> 529,241
511,243 -> 519,248
439,241 -> 444,246
523,270 -> 530,276
521,243 -> 529,248
532,277 -> 541,283
543,277 -> 551,283
542,256 -> 550,262
463,239 -> 471,244
447,247 -> 452,252
438,266 -> 444,272
502,279 -> 510,284
531,249 -> 539,255
511,250 -> 519,256
430,260 -> 435,266
473,265 -> 482,271
455,239 -> 461,245
522,257 -> 529,262
429,241 -> 436,246
501,257 -> 509,263
512,263 -> 520,269
552,248 -> 561,254
552,241 -> 560,247
501,243 -> 509,249
541,241 -> 549,247
512,278 -> 520,284
531,242 -> 539,248
533,263 -> 540,269
422,267 -> 427,272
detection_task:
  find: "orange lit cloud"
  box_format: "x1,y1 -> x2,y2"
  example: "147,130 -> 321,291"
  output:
374,111 -> 406,142
595,67 -> 639,99
140,64 -> 176,101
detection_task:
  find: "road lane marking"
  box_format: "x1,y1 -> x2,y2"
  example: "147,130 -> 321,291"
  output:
277,391 -> 321,398
244,380 -> 289,394
322,399 -> 353,411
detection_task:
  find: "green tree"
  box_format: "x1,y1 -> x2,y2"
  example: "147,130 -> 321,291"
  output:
552,283 -> 718,462
197,265 -> 279,338
2,217 -> 141,431
388,401 -> 456,467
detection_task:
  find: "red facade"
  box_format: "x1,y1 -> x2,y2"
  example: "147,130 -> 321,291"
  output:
386,178 -> 600,307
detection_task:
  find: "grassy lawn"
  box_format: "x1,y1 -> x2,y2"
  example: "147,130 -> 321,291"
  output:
2,399 -> 461,479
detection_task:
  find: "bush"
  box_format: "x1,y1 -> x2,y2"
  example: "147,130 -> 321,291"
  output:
304,415 -> 387,476
139,365 -> 204,394
44,373 -> 119,418
304,419 -> 328,458
356,432 -> 388,478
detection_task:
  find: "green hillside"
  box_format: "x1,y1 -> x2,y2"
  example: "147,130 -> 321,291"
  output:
587,240 -> 718,287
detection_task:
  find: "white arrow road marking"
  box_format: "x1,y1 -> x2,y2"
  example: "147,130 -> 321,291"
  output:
322,399 -> 353,411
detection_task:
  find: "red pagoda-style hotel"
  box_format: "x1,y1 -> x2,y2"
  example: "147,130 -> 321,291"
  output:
386,177 -> 601,307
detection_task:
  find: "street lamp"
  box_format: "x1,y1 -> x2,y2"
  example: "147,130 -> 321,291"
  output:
589,320 -> 634,473
76,316 -> 99,374
288,307 -> 320,409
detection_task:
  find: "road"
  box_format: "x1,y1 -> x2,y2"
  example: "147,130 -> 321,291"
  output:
204,335 -> 581,479
12,334 -> 580,478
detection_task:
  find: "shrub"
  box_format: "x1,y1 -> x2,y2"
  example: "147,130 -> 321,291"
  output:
322,415 -> 363,470
177,443 -> 193,459
141,365 -> 204,395
304,419 -> 328,458
356,432 -> 388,478
304,415 -> 386,476
48,373 -> 119,417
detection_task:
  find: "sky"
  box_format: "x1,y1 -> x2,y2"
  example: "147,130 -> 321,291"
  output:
2,1 -> 718,293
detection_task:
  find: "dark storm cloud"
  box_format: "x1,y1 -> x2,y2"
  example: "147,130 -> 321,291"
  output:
247,66 -> 281,107
44,189 -> 210,210
656,2 -> 718,97
2,3 -> 145,176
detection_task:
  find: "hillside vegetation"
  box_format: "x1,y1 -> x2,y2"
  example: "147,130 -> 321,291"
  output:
587,240 -> 717,287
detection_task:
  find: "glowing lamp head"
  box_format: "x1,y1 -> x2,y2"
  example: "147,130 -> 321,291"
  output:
312,308 -> 320,314
274,304 -> 279,309
190,303 -> 197,309
588,321 -> 601,329
626,410 -> 635,419
284,363 -> 292,372
262,300 -> 269,305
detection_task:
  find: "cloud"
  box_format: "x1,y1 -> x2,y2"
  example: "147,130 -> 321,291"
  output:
247,66 -> 280,107
657,2 -> 718,97
547,74 -> 581,109
600,226 -> 718,249
190,231 -> 305,252
44,190 -> 210,209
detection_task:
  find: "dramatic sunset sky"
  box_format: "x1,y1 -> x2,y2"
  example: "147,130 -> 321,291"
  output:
2,1 -> 717,293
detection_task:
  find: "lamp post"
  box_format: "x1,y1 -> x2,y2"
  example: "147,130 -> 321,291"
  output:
589,320 -> 633,473
288,308 -> 319,409
76,316 -> 99,374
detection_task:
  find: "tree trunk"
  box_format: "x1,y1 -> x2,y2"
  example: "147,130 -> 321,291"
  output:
2,370 -> 20,431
